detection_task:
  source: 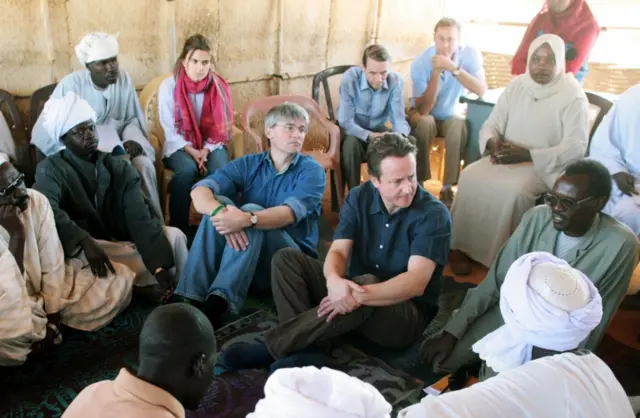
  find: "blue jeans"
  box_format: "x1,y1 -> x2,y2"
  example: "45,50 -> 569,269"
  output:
175,196 -> 300,314
164,148 -> 229,234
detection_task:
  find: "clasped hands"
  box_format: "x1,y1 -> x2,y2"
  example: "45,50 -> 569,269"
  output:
487,138 -> 531,165
210,205 -> 250,251
317,276 -> 367,322
185,145 -> 211,176
431,54 -> 457,73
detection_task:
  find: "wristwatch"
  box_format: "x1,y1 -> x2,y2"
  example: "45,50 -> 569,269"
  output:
452,66 -> 461,77
249,212 -> 258,227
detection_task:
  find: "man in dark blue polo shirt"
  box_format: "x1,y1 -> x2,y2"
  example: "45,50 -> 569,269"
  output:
220,132 -> 451,371
173,103 -> 326,327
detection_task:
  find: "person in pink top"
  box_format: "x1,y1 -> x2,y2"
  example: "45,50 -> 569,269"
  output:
62,303 -> 216,417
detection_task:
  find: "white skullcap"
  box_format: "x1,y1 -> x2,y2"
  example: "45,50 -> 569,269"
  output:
75,32 -> 119,65
529,262 -> 591,311
472,252 -> 603,373
248,366 -> 392,418
41,92 -> 97,143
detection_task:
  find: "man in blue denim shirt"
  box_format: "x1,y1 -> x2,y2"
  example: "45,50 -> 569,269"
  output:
173,103 -> 326,327
338,44 -> 411,190
219,133 -> 451,372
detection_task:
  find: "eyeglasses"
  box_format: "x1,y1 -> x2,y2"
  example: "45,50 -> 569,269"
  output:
278,124 -> 307,135
543,193 -> 594,211
0,173 -> 25,197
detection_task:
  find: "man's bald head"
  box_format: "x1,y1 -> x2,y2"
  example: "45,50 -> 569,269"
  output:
138,303 -> 216,410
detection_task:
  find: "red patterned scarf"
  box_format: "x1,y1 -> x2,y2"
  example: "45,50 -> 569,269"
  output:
174,68 -> 234,149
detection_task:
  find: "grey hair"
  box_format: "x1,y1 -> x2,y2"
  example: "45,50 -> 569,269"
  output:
264,102 -> 310,130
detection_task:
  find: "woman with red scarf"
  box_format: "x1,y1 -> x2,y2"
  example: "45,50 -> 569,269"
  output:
159,34 -> 235,236
511,0 -> 599,85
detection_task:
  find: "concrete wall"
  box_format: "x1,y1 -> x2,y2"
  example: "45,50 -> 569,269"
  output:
0,0 -> 444,113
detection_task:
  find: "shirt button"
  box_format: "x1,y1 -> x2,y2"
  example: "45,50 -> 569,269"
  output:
385,223 -> 389,227
379,245 -> 383,249
376,264 -> 379,268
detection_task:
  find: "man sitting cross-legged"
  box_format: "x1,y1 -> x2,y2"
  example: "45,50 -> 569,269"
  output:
173,102 -> 326,327
423,160 -> 638,375
34,92 -> 187,303
0,154 -> 134,366
220,132 -> 451,372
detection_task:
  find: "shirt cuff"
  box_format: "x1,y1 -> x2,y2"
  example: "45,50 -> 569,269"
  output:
192,177 -> 221,195
284,196 -> 307,223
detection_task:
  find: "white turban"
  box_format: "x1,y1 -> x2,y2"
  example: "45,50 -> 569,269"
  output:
75,32 -> 119,65
472,252 -> 603,373
42,92 -> 97,143
248,366 -> 392,418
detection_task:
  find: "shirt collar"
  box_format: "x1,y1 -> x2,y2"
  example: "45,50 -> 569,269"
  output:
368,183 -> 423,215
114,369 -> 185,418
263,151 -> 301,172
359,69 -> 389,91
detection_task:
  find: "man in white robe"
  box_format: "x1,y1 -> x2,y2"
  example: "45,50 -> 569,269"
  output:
31,32 -> 163,220
0,154 -> 135,366
398,351 -> 634,418
589,83 -> 640,237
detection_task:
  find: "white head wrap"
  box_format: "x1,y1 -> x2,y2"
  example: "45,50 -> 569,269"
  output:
75,32 -> 119,65
247,366 -> 392,418
41,92 -> 97,145
472,252 -> 603,373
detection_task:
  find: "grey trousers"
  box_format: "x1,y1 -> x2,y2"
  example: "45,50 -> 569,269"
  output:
409,110 -> 468,185
340,125 -> 392,190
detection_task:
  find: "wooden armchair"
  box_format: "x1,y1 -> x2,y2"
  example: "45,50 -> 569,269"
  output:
138,74 -> 244,224
241,95 -> 344,208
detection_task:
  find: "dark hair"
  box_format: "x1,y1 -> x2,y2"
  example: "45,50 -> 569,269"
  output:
434,17 -> 461,34
362,44 -> 391,66
366,133 -> 417,178
563,159 -> 612,200
173,34 -> 213,76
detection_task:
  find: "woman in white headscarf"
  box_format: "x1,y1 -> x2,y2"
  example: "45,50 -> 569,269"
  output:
450,34 -> 589,273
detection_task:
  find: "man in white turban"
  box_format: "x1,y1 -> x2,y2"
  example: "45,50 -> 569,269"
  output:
33,92 -> 188,305
30,32 -> 163,220
0,154 -> 135,365
248,366 -> 392,418
471,251 -> 603,379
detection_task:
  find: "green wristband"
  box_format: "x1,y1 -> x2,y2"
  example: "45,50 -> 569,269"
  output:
210,203 -> 225,217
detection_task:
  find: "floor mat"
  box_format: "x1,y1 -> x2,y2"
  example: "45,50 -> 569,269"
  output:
1,304 -> 423,418
191,308 -> 424,416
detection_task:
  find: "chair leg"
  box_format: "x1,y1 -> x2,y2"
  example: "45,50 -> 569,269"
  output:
331,167 -> 345,211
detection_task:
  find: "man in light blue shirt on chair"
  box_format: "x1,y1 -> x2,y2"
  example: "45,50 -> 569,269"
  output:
338,44 -> 411,190
409,18 -> 487,206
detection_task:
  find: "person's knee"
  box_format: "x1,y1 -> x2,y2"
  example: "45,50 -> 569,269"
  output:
352,274 -> 379,286
171,160 -> 199,179
413,114 -> 437,136
164,226 -> 187,247
133,155 -> 155,172
240,203 -> 265,212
